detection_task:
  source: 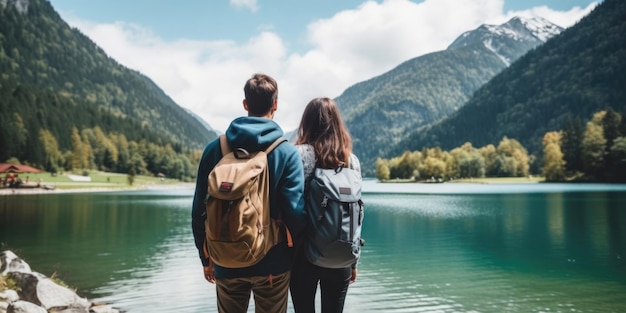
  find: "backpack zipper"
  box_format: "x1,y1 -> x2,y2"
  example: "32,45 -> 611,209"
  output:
225,200 -> 235,241
319,196 -> 328,222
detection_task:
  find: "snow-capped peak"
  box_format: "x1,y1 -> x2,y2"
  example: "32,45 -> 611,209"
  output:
503,16 -> 563,42
447,16 -> 563,66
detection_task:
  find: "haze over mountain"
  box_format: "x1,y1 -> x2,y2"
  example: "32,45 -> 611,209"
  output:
394,0 -> 625,168
335,16 -> 563,175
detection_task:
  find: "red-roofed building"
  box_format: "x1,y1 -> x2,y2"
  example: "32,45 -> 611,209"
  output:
0,163 -> 42,173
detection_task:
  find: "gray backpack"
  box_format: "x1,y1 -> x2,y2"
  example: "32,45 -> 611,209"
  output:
304,164 -> 364,268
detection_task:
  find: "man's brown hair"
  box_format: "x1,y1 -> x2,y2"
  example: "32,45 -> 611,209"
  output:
244,73 -> 278,116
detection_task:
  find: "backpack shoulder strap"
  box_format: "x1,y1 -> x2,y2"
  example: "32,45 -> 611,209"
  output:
218,135 -> 231,155
219,135 -> 285,156
264,137 -> 287,154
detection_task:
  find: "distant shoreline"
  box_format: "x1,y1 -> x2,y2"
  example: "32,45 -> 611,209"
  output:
376,176 -> 544,184
0,182 -> 195,196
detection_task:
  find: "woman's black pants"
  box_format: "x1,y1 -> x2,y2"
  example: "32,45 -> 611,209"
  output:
290,252 -> 352,313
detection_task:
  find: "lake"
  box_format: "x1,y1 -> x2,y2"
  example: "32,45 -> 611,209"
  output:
1,181 -> 625,313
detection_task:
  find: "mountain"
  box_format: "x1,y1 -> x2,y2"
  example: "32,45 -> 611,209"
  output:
0,0 -> 218,166
448,16 -> 562,66
335,17 -> 562,175
395,0 -> 625,166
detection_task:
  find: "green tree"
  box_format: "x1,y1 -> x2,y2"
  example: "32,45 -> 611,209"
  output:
81,129 -> 97,169
493,155 -> 516,177
375,158 -> 390,181
111,133 -> 130,173
620,108 -> 626,137
496,137 -> 530,177
128,152 -> 148,176
92,126 -> 118,171
602,108 -> 622,153
542,131 -> 566,182
480,144 -> 498,177
62,150 -> 73,171
0,112 -> 28,162
167,157 -> 187,181
389,151 -> 415,179
70,127 -> 85,169
420,156 -> 447,180
447,148 -> 464,179
450,142 -> 485,178
561,116 -> 584,173
581,112 -> 607,179
602,108 -> 622,180
12,113 -> 28,160
609,137 -> 626,182
39,129 -> 63,172
127,168 -> 136,186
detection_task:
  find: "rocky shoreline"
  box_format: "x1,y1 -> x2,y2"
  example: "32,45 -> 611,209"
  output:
0,251 -> 121,313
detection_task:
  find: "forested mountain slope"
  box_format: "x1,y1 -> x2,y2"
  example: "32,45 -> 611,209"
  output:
335,17 -> 562,175
395,0 -> 625,165
0,0 -> 217,168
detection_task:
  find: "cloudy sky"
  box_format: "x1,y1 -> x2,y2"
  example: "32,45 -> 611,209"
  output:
48,0 -> 599,133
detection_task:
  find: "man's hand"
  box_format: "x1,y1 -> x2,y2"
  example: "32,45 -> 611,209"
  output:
203,265 -> 215,284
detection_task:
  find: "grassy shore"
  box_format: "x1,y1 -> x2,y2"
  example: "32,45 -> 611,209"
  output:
0,170 -> 192,195
380,176 -> 545,184
2,171 -> 547,196
449,176 -> 544,183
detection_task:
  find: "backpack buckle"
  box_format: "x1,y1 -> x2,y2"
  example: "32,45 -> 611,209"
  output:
234,148 -> 251,159
321,196 -> 328,208
335,163 -> 345,173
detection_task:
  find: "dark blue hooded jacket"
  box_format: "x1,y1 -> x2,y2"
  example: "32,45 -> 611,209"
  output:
191,116 -> 306,278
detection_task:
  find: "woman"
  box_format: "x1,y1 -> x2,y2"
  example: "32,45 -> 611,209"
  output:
290,97 -> 361,313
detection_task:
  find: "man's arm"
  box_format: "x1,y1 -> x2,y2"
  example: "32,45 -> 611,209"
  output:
275,144 -> 307,242
191,140 -> 220,267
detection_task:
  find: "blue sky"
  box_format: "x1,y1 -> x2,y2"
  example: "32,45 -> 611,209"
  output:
48,0 -> 599,132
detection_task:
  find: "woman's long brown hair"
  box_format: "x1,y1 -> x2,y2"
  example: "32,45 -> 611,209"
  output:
296,97 -> 352,168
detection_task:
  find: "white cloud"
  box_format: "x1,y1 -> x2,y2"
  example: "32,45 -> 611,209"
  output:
60,0 -> 597,134
230,0 -> 258,12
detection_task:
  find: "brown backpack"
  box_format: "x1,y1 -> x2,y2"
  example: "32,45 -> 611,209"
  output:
204,135 -> 290,268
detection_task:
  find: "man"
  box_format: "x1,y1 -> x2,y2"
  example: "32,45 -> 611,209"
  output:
191,73 -> 306,313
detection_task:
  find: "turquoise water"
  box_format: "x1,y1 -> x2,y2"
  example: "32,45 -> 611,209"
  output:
1,182 -> 625,312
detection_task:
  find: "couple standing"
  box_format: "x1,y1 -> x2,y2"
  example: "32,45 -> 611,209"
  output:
191,73 -> 361,313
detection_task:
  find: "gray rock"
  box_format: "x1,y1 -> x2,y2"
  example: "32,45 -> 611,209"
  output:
1,251 -> 119,313
89,304 -> 121,313
7,300 -> 46,313
0,290 -> 19,302
8,272 -> 90,310
0,251 -> 31,275
47,306 -> 89,313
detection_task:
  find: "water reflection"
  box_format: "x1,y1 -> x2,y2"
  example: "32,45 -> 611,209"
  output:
351,191 -> 626,312
1,186 -> 625,312
1,192 -> 191,293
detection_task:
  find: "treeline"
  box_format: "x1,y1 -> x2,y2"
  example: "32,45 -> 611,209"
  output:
0,80 -> 207,181
543,108 -> 626,182
376,137 -> 531,182
394,0 -> 626,176
376,109 -> 626,183
28,126 -> 202,181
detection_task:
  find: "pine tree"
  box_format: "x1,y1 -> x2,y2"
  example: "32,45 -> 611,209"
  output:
561,116 -> 584,173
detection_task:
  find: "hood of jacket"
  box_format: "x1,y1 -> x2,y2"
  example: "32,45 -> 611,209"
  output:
225,116 -> 284,151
